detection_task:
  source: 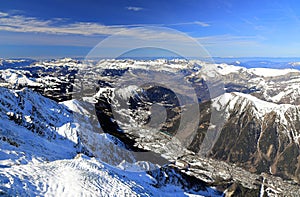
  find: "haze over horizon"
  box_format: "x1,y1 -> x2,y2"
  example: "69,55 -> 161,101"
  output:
1,0 -> 300,58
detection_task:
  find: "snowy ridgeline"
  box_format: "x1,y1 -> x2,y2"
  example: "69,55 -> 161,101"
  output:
1,58 -> 300,105
0,87 -> 220,196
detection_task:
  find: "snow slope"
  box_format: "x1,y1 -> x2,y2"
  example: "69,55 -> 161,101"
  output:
0,87 -> 218,196
248,67 -> 300,77
212,62 -> 300,77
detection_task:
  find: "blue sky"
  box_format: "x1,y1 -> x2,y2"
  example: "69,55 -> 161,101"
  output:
1,0 -> 300,58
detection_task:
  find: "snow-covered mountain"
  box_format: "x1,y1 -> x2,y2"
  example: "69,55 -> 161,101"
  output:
0,87 -> 222,196
209,92 -> 300,181
1,58 -> 300,196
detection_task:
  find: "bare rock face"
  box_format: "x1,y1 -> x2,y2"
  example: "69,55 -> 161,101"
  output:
184,93 -> 300,184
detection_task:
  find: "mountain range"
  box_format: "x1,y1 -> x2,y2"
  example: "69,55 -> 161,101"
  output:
1,58 -> 300,196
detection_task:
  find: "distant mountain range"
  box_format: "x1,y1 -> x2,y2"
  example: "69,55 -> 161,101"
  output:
2,57 -> 300,69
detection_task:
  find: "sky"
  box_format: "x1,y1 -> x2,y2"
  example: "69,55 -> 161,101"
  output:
1,0 -> 300,58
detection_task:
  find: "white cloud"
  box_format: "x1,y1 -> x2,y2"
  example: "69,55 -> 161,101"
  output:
0,12 -> 125,35
0,11 -> 208,56
168,21 -> 211,27
0,32 -> 105,47
126,6 -> 143,11
0,11 -> 198,43
0,12 -> 212,39
0,11 -> 264,57
0,12 -> 8,17
194,21 -> 210,27
0,12 -> 174,39
197,34 -> 263,46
